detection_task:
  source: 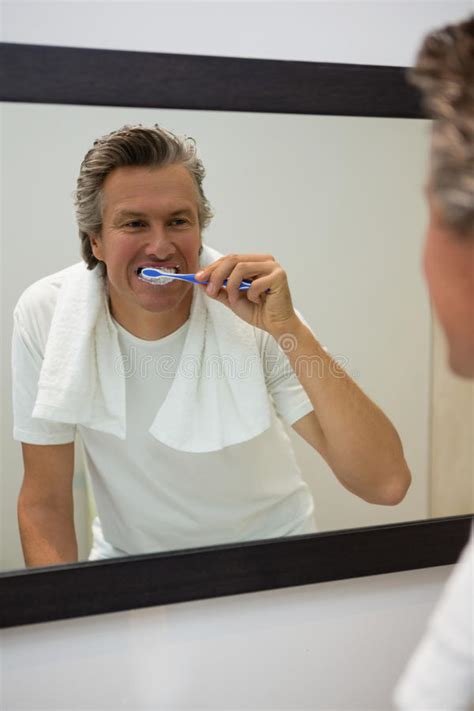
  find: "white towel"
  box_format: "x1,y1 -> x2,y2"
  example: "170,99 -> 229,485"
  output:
32,245 -> 272,452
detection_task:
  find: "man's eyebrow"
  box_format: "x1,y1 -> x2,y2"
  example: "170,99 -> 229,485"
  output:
169,208 -> 195,216
113,210 -> 147,221
113,207 -> 195,221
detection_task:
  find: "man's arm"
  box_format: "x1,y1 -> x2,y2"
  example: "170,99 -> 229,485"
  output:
282,317 -> 411,506
17,442 -> 78,566
194,254 -> 411,506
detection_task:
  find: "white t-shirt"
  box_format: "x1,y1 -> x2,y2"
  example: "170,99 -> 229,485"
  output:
394,529 -> 474,710
12,269 -> 316,558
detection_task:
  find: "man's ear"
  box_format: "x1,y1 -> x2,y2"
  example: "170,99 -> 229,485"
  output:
89,233 -> 103,261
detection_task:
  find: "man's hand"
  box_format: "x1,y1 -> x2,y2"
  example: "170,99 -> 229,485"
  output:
195,253 -> 299,335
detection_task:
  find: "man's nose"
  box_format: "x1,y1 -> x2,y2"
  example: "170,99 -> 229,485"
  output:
144,225 -> 175,257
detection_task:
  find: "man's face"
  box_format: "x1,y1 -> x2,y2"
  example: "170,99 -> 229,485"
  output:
90,164 -> 202,328
423,189 -> 474,378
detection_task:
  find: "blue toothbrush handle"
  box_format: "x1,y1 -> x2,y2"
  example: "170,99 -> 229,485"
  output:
195,276 -> 270,294
188,274 -> 252,291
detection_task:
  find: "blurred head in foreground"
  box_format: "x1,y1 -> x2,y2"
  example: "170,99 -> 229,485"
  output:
408,15 -> 474,377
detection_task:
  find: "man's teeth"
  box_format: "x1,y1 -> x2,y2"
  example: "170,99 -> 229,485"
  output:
136,266 -> 181,286
137,266 -> 178,275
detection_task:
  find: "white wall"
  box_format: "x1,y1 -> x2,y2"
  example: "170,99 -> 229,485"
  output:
1,2 -> 471,710
1,565 -> 454,710
2,0 -> 473,66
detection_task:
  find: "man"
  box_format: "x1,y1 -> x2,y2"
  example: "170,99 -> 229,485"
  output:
394,15 -> 473,709
12,124 -> 411,565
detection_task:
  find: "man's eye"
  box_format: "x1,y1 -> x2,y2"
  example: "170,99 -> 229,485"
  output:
125,221 -> 145,228
170,218 -> 189,226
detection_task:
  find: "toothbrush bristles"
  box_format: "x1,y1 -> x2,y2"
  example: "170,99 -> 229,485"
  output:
138,269 -> 175,285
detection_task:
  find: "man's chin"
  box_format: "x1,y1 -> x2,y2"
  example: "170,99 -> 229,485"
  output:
448,348 -> 474,379
138,284 -> 193,313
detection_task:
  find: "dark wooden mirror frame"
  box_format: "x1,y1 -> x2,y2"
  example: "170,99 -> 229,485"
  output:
0,42 -> 472,629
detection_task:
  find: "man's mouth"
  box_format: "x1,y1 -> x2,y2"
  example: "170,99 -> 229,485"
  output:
136,264 -> 181,276
135,264 -> 182,286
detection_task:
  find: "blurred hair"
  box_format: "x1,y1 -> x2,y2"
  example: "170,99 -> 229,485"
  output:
408,15 -> 474,236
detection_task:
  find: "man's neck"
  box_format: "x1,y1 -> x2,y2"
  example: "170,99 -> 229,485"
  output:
109,292 -> 193,341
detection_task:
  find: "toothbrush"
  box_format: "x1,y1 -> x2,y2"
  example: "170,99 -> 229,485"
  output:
138,267 -> 253,291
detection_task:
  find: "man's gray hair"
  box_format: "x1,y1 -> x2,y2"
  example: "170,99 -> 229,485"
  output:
74,124 -> 214,271
408,15 -> 474,236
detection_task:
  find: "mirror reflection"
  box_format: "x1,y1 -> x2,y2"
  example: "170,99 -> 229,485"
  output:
3,102 -> 465,572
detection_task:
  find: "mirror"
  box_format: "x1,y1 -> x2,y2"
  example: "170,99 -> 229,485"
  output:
1,100 -> 470,573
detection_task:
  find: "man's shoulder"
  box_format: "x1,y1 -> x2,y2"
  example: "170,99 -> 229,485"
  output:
13,263 -> 86,339
14,263 -> 84,317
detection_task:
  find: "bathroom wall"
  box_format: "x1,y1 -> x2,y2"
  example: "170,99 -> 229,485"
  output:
431,318 -> 474,517
1,565 -> 455,710
2,0 -> 471,66
1,2 -> 472,709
